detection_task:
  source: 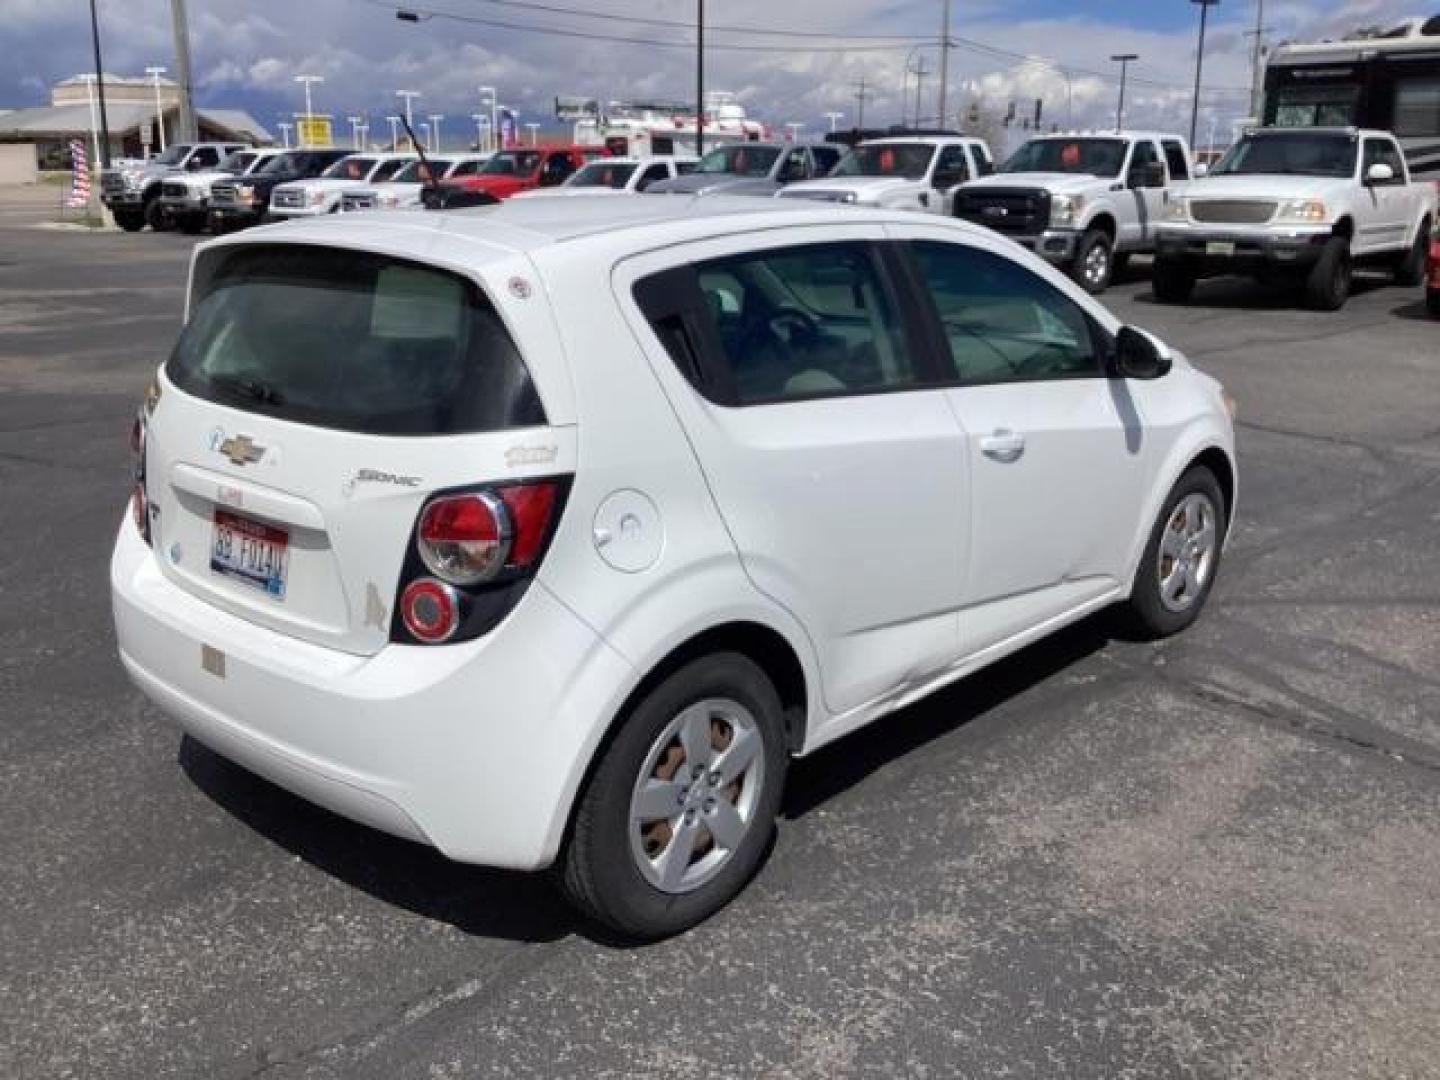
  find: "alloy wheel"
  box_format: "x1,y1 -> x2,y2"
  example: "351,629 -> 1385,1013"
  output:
1157,492 -> 1218,613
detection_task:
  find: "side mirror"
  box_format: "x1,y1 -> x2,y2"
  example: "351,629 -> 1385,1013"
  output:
1110,326 -> 1172,380
1193,162 -> 1209,178
1365,162 -> 1395,185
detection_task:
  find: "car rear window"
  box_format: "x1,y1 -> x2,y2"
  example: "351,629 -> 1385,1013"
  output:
168,245 -> 545,435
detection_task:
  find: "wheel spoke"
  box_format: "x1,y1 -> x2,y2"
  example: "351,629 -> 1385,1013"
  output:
632,779 -> 684,824
1161,562 -> 1185,603
1182,560 -> 1201,598
1161,525 -> 1185,558
677,704 -> 713,769
712,723 -> 760,785
1193,520 -> 1217,555
657,818 -> 701,890
705,800 -> 746,850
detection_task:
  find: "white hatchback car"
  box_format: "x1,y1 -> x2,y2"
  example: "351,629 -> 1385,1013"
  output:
112,197 -> 1236,938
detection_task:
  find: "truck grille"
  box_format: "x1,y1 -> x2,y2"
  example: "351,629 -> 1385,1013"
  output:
342,193 -> 375,211
1189,199 -> 1276,225
953,188 -> 1052,236
101,173 -> 125,194
271,189 -> 307,209
210,182 -> 239,207
779,189 -> 851,203
161,182 -> 190,199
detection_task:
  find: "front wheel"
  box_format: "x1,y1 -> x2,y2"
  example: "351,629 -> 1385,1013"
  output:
1126,466 -> 1227,639
1427,288 -> 1440,319
1394,221 -> 1430,287
143,198 -> 171,232
1302,237 -> 1351,311
1071,228 -> 1113,294
113,210 -> 145,232
176,213 -> 206,235
558,653 -> 787,940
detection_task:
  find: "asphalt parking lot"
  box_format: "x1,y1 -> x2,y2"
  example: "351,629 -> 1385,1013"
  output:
3,186 -> 1439,1080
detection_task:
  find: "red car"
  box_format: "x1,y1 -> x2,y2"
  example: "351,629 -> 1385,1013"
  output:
1427,228 -> 1440,318
438,146 -> 606,201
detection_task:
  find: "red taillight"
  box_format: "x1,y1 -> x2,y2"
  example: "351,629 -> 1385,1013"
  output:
400,578 -> 460,643
418,492 -> 511,585
130,410 -> 151,546
131,483 -> 148,535
499,483 -> 559,567
129,414 -> 144,457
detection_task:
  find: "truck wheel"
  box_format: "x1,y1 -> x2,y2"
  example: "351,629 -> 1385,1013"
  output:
558,652 -> 787,941
1302,238 -> 1351,311
1428,289 -> 1440,319
1394,221 -> 1430,287
114,210 -> 145,233
176,213 -> 206,235
1071,228 -> 1113,294
144,198 -> 172,233
1152,259 -> 1197,304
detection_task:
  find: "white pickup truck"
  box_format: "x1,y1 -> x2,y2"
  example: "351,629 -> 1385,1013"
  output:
776,136 -> 994,215
952,131 -> 1195,294
1155,127 -> 1437,310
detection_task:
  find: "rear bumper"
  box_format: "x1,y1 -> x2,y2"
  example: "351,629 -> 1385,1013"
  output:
1156,224 -> 1330,275
111,515 -> 633,869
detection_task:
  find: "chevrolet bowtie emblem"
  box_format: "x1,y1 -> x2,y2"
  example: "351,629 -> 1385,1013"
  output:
218,434 -> 265,466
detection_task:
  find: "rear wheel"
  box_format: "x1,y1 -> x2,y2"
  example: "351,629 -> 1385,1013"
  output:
176,213 -> 206,235
559,652 -> 787,940
1393,221 -> 1430,287
1126,466 -> 1226,639
143,197 -> 171,232
1302,237 -> 1351,311
114,210 -> 145,232
1152,259 -> 1197,303
1071,228 -> 1113,294
1428,288 -> 1440,319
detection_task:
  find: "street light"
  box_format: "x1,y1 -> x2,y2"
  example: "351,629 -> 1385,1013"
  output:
479,85 -> 497,153
1189,0 -> 1220,149
784,121 -> 804,142
348,115 -> 362,149
277,121 -> 293,149
1110,54 -> 1138,133
294,74 -> 323,145
145,65 -> 167,152
824,111 -> 844,133
385,115 -> 401,150
428,113 -> 444,152
525,121 -> 540,146
396,90 -> 420,147
470,112 -> 488,149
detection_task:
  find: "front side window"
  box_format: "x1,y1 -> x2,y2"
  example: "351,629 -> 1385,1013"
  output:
932,145 -> 970,188
910,241 -> 1101,385
371,158 -> 411,182
1162,140 -> 1190,180
811,146 -> 842,174
692,244 -> 918,404
189,147 -> 220,169
392,159 -> 452,183
778,149 -> 811,182
169,245 -> 544,435
220,151 -> 255,173
638,163 -> 670,190
1394,77 -> 1440,137
1002,138 -> 1128,177
1127,140 -> 1162,185
694,145 -> 782,176
973,143 -> 995,176
570,161 -> 637,188
480,151 -> 543,176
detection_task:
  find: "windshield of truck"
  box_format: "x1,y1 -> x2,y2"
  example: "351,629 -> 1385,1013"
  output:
219,151 -> 255,173
169,245 -> 545,436
391,159 -> 452,183
480,151 -> 543,176
322,157 -> 377,180
255,153 -> 299,176
832,143 -> 935,179
1001,138 -> 1128,177
1210,132 -> 1356,178
1271,83 -> 1360,127
695,145 -> 782,176
153,144 -> 191,167
568,162 -> 638,188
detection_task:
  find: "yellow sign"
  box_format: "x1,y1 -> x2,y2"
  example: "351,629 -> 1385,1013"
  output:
296,116 -> 333,147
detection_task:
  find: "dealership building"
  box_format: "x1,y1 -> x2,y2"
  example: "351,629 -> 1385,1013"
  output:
0,73 -> 271,182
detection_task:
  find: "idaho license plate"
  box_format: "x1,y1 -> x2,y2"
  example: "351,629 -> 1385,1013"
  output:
1205,240 -> 1236,256
211,509 -> 289,598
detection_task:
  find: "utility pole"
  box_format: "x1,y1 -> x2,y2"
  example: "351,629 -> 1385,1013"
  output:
86,0 -> 111,168
937,0 -> 952,131
1110,54 -> 1138,133
1189,0 -> 1220,150
854,78 -> 871,132
912,56 -> 931,128
824,111 -> 844,133
396,90 -> 420,149
170,0 -> 198,143
1246,0 -> 1271,120
695,0 -> 705,157
145,66 -> 167,152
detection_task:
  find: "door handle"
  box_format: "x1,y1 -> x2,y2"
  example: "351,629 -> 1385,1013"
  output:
979,429 -> 1026,462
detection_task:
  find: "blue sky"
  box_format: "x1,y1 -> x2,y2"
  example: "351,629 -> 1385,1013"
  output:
0,0 -> 1423,151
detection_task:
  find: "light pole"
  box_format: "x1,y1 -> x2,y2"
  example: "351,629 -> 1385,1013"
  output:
901,45 -> 928,127
824,111 -> 844,133
1189,0 -> 1220,150
1110,54 -> 1138,133
277,121 -> 292,149
471,113 -> 487,149
145,65 -> 167,152
86,0 -> 111,169
429,114 -> 444,152
396,90 -> 420,146
294,74 -> 322,145
385,115 -> 400,150
81,75 -> 101,177
419,122 -> 429,153
525,122 -> 540,146
479,86 -> 497,153
784,121 -> 804,142
348,115 -> 362,149
695,0 -> 705,158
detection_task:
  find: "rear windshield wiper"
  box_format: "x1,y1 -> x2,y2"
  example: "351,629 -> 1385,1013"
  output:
210,373 -> 285,406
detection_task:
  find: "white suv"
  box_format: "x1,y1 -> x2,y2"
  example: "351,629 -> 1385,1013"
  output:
111,197 -> 1237,939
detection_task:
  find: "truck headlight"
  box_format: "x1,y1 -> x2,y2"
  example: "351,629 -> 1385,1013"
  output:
378,192 -> 400,207
235,183 -> 256,201
121,169 -> 146,188
1050,194 -> 1084,227
1275,198 -> 1327,224
1162,198 -> 1189,222
308,189 -> 327,206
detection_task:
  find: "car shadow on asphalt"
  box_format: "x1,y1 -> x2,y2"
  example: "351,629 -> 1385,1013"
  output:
178,736 -> 582,944
1389,297 -> 1436,321
1131,272 -> 1391,311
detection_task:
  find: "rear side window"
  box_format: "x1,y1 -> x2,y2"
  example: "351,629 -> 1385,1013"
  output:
168,245 -> 544,435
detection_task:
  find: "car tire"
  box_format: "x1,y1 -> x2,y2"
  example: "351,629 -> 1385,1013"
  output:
1071,228 -> 1114,294
114,210 -> 145,233
558,652 -> 788,941
1152,259 -> 1197,304
1393,220 -> 1430,287
176,213 -> 206,235
1428,288 -> 1440,319
143,198 -> 172,233
1126,465 -> 1227,639
1302,237 -> 1351,311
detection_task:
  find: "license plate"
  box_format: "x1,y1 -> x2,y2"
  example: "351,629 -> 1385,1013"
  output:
1205,240 -> 1236,256
211,509 -> 289,598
